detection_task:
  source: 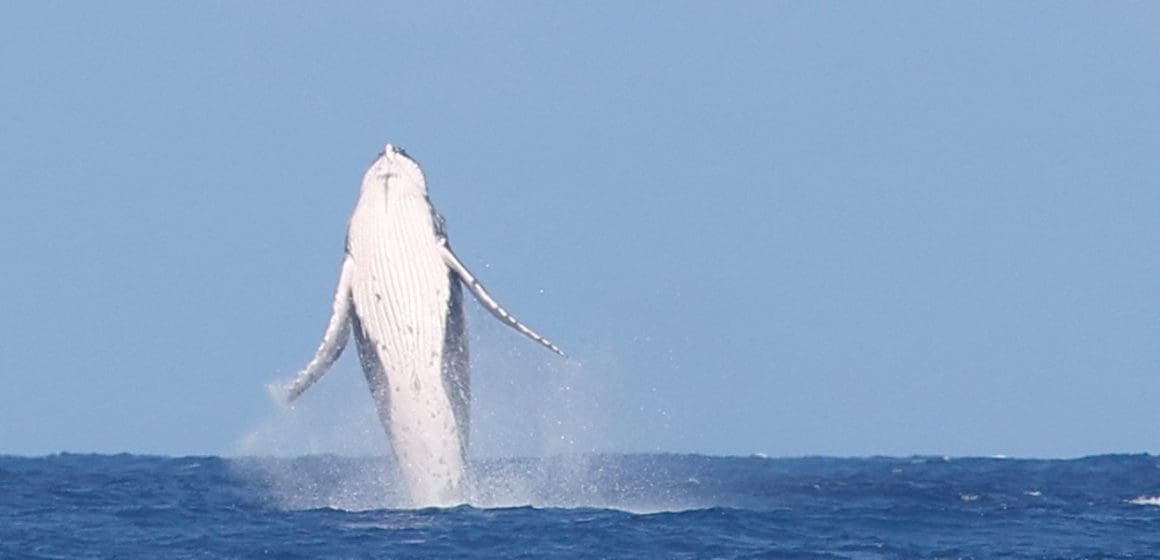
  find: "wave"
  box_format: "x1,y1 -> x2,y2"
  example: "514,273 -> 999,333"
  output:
220,452 -> 1160,514
5,453 -> 1158,559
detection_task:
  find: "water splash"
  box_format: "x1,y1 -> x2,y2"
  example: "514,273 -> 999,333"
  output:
231,453 -> 700,513
240,334 -> 687,512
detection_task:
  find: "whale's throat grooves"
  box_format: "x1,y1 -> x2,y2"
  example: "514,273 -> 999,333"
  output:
347,173 -> 465,506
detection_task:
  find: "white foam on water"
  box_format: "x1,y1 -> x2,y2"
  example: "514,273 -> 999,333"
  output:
230,450 -> 698,514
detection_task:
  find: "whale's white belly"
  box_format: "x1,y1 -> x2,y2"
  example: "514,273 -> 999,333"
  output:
347,184 -> 464,506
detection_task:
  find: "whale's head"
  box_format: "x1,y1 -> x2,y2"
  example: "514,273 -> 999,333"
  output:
363,143 -> 427,194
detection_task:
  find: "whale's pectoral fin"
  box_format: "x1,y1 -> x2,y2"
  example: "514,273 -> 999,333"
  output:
282,254 -> 356,403
438,241 -> 565,357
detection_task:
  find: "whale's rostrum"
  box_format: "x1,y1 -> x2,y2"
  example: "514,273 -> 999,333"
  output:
279,144 -> 564,507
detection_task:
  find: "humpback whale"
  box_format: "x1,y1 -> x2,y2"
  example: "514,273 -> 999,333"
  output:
278,144 -> 564,507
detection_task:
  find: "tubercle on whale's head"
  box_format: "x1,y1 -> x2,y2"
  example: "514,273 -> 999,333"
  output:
362,142 -> 428,194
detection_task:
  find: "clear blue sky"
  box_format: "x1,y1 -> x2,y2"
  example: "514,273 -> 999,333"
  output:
2,3 -> 1157,458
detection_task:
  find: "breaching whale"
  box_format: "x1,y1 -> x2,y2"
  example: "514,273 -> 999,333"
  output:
278,144 -> 564,507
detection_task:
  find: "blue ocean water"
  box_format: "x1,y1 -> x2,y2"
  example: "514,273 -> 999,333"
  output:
1,453 -> 1157,559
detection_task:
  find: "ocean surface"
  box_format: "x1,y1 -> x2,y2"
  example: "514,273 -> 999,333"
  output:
1,453 -> 1157,559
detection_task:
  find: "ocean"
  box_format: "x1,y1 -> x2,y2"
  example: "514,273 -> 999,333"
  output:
1,453 -> 1157,559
